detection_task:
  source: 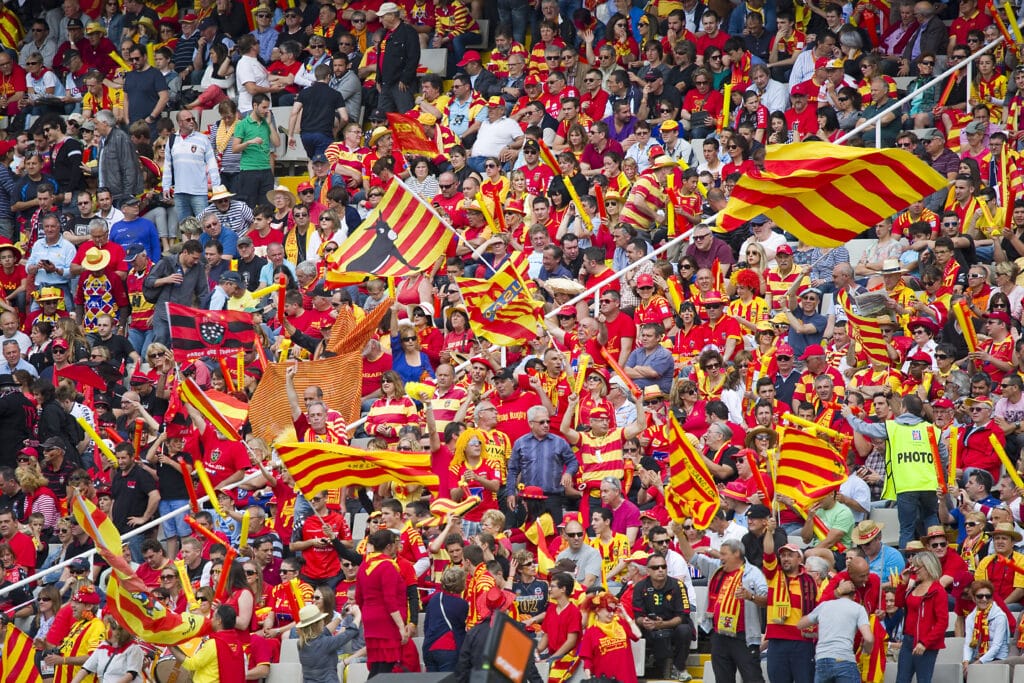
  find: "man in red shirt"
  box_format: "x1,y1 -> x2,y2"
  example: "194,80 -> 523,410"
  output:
785,82 -> 818,141
432,170 -> 465,226
519,139 -> 554,195
0,509 -> 35,570
184,404 -> 249,488
285,364 -> 349,444
597,290 -> 636,368
69,219 -> 127,278
491,367 -> 550,444
947,0 -> 991,57
289,490 -> 352,590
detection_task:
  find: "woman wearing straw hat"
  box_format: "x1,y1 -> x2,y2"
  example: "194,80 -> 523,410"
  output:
296,602 -> 362,683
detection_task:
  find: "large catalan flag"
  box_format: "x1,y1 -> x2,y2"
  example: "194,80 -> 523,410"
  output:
105,571 -> 211,645
665,414 -> 720,529
387,113 -> 442,158
276,442 -> 439,495
717,143 -> 948,247
0,7 -> 24,50
327,180 -> 453,284
179,377 -> 242,441
775,428 -> 848,510
1,624 -> 41,683
167,303 -> 255,363
456,260 -> 544,346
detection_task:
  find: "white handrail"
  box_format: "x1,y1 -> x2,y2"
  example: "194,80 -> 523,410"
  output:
837,22 -> 1016,147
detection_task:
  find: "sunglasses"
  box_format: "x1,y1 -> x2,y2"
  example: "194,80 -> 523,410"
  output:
401,336 -> 417,342
975,593 -> 993,600
566,531 -> 584,538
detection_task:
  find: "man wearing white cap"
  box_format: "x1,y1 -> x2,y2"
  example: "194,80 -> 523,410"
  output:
376,2 -> 420,114
162,110 -> 221,220
469,95 -> 524,172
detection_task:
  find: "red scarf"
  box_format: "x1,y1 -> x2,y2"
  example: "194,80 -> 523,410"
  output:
212,629 -> 247,683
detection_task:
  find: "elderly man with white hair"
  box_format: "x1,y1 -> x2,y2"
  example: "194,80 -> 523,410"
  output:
506,404 -> 576,522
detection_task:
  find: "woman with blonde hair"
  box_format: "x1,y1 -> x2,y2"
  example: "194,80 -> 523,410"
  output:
389,301 -> 435,384
365,371 -> 423,446
448,428 -> 502,538
16,466 -> 59,535
53,317 -> 89,361
296,603 -> 362,683
894,550 -> 948,683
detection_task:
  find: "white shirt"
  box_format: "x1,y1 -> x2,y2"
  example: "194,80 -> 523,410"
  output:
236,54 -> 269,113
98,207 -> 125,231
664,548 -> 697,607
471,116 -> 523,158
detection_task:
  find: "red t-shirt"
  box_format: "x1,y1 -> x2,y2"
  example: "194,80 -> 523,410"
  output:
604,311 -> 636,363
73,240 -> 126,275
248,229 -> 285,258
0,265 -> 26,299
6,532 -> 36,571
542,601 -> 582,653
493,389 -> 542,444
361,351 -> 392,398
298,511 -> 351,579
198,428 -> 250,486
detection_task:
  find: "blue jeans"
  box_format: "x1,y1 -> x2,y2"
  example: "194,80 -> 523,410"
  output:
814,658 -> 860,683
896,490 -> 939,547
125,533 -> 144,563
767,639 -> 815,683
174,192 -> 209,220
450,33 -> 481,68
497,0 -> 530,44
300,132 -> 334,160
128,327 -> 155,357
896,641 -> 938,683
423,648 -> 458,672
159,499 -> 192,540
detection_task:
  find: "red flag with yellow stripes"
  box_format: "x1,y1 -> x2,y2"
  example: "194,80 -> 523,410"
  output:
843,309 -> 890,366
0,8 -> 24,51
2,624 -> 42,683
665,413 -> 720,529
456,260 -> 544,346
717,142 -> 948,247
326,180 -> 453,285
70,489 -> 122,555
775,428 -> 847,510
537,139 -> 560,173
276,441 -> 439,495
179,376 -> 241,441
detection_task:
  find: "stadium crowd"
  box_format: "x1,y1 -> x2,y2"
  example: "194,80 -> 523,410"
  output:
0,0 -> 1021,681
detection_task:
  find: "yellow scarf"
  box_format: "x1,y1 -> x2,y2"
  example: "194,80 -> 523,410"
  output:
714,566 -> 745,636
768,568 -> 792,624
215,120 -> 236,155
591,616 -> 626,643
971,605 -> 991,655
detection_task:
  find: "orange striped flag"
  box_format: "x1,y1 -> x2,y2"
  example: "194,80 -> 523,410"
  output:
456,260 -> 544,346
717,142 -> 948,247
524,516 -> 556,578
105,572 -> 211,645
276,442 -> 439,495
70,489 -> 122,555
204,388 -> 248,432
179,377 -> 241,441
665,413 -> 720,529
249,302 -> 391,445
2,624 -> 41,683
775,428 -> 847,510
326,180 -> 453,285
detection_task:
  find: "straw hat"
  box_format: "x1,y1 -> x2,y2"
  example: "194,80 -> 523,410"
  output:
368,127 -> 391,147
209,185 -> 235,201
992,522 -> 1022,542
544,278 -> 585,296
295,604 -> 329,628
851,520 -> 884,545
81,247 -> 111,272
266,184 -> 296,206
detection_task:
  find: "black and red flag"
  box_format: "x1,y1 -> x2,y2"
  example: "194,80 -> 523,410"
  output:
166,303 -> 255,363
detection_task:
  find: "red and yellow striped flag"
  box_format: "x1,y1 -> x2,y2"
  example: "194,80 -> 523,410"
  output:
859,615 -> 888,683
456,260 -> 544,346
387,113 -> 442,158
0,8 -> 23,52
843,308 -> 889,366
70,489 -> 122,555
775,428 -> 848,510
524,516 -> 556,578
105,571 -> 211,645
537,138 -> 560,173
2,624 -> 41,683
326,180 -> 453,285
665,413 -> 720,529
179,377 -> 241,441
717,142 -> 948,247
276,442 -> 439,495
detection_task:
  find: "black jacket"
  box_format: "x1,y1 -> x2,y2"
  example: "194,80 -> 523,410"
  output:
468,68 -> 502,98
378,21 -> 420,86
